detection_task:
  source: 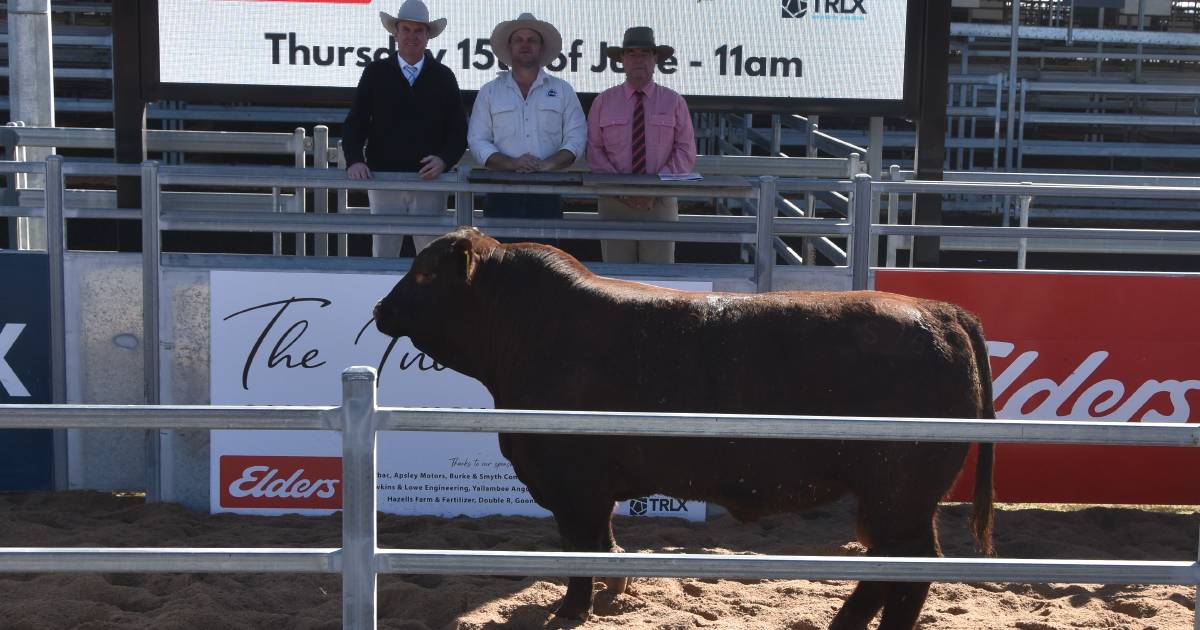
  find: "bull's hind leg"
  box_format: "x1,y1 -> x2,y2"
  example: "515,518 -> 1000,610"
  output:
829,581 -> 888,630
832,491 -> 943,630
550,499 -> 621,620
599,510 -> 630,595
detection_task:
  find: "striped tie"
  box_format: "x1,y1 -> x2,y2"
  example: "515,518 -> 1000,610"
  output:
631,90 -> 646,174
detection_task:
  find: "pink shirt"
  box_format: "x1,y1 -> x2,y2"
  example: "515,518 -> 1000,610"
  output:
586,81 -> 696,176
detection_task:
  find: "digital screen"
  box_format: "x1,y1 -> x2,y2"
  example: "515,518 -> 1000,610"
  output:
155,0 -> 913,105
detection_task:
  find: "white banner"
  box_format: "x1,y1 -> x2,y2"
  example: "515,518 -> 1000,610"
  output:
158,0 -> 910,102
209,269 -> 709,521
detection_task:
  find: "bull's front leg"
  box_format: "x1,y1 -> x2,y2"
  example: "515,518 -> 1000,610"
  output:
550,500 -> 621,620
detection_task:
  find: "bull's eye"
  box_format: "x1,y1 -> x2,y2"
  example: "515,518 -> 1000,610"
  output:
414,272 -> 436,285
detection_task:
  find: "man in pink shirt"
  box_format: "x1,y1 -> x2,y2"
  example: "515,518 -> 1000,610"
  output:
587,27 -> 697,264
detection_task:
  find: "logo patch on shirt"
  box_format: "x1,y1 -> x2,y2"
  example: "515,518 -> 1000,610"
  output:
547,89 -> 558,97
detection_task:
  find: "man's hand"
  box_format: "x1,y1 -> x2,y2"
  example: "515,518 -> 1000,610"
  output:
347,162 -> 372,179
514,154 -> 541,173
418,155 -> 446,180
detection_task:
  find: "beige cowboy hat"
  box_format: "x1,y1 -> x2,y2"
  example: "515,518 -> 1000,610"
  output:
379,0 -> 447,39
489,13 -> 563,68
605,26 -> 674,63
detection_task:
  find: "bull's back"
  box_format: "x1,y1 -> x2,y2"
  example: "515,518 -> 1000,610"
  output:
642,290 -> 988,420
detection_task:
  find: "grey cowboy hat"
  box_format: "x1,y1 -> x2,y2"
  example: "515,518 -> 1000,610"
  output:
490,13 -> 563,68
379,0 -> 447,39
605,26 -> 674,62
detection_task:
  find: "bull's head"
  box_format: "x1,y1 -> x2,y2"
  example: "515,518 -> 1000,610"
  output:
373,227 -> 498,365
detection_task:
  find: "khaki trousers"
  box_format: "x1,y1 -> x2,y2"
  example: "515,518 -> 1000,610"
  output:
597,196 -> 679,264
369,188 -> 446,257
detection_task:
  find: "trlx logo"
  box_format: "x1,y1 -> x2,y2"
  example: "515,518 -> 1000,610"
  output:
0,323 -> 30,397
628,496 -> 689,516
782,0 -> 867,18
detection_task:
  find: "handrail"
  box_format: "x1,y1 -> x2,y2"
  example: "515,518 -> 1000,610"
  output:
1022,81 -> 1200,95
0,127 -> 304,154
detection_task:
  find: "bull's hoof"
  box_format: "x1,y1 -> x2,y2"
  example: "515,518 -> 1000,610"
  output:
601,576 -> 631,595
552,603 -> 591,621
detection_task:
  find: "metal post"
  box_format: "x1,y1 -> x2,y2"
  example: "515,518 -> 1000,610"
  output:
912,1 -> 950,267
340,367 -> 379,630
867,117 -> 883,179
1017,186 -> 1033,270
851,174 -> 873,290
44,156 -> 65,404
805,119 -> 818,225
1005,0 -> 1020,171
141,160 -> 162,503
455,166 -> 473,227
45,155 -> 68,490
718,115 -> 726,155
113,0 -> 147,253
992,75 -> 1002,170
739,111 -> 748,154
337,145 -> 349,256
1017,78 -> 1028,173
770,114 -> 782,156
313,126 -> 330,256
8,0 -> 55,250
754,176 -> 777,293
868,119 -> 888,268
1134,0 -> 1145,83
885,164 -> 901,268
271,187 -> 283,256
955,56 -> 967,169
292,128 -> 307,256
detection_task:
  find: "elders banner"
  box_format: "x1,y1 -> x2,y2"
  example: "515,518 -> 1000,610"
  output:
875,270 -> 1200,504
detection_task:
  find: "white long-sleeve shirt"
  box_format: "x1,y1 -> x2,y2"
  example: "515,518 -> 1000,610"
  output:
468,70 -> 586,166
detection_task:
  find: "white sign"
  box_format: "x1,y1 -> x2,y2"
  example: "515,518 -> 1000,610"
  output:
157,0 -> 911,103
209,269 -> 709,522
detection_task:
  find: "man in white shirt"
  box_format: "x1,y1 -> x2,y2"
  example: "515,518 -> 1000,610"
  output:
468,13 -> 586,224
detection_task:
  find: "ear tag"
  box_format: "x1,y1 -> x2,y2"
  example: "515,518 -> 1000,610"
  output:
462,248 -> 474,279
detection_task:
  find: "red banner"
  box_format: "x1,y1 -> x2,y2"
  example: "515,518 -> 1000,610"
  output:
219,455 -> 343,509
875,270 -> 1200,504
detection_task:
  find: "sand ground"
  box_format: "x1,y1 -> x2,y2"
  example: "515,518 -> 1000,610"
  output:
0,491 -> 1195,629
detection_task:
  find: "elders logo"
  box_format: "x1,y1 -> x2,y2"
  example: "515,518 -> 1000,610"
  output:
990,341 -> 1199,422
220,455 -> 342,509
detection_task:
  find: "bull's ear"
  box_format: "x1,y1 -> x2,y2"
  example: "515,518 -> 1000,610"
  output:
453,238 -> 478,284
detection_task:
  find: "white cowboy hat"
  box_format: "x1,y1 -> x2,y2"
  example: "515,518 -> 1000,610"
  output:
489,13 -> 563,68
379,0 -> 447,39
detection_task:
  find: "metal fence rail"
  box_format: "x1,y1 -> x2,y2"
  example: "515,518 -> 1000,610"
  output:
1,368 -> 1198,630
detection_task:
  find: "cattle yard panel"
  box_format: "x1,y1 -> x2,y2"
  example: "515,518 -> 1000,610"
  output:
1,367 -> 1198,630
6,156 -> 1200,504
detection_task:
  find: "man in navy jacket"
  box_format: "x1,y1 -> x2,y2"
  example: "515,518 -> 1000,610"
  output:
343,0 -> 467,256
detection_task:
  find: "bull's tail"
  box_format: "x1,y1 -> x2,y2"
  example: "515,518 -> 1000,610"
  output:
962,311 -> 996,557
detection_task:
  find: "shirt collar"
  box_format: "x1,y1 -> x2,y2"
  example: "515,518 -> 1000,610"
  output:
503,68 -> 550,92
398,54 -> 426,75
622,80 -> 656,100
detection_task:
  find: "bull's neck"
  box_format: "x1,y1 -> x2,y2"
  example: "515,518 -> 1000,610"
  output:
469,249 -> 591,396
